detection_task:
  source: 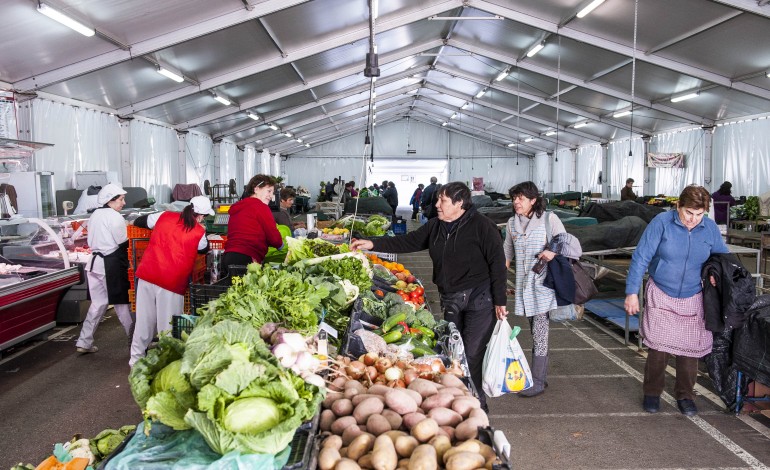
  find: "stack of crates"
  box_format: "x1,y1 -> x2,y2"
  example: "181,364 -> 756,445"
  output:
127,226 -> 153,313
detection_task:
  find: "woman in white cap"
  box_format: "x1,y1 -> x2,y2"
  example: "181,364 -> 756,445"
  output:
75,183 -> 134,353
129,196 -> 212,366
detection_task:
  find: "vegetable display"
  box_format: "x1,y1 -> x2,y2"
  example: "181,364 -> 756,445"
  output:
285,237 -> 350,264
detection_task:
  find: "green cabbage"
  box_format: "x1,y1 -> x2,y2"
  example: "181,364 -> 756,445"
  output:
223,397 -> 281,435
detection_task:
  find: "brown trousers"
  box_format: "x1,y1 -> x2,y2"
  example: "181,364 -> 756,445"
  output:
643,348 -> 699,400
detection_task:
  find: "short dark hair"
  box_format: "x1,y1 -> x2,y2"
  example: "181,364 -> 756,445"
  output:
280,188 -> 296,201
678,185 -> 711,211
438,182 -> 472,210
244,174 -> 277,197
509,181 -> 546,218
430,176 -> 438,183
626,178 -> 634,184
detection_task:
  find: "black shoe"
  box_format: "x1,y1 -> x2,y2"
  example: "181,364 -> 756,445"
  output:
676,399 -> 698,416
643,395 -> 660,413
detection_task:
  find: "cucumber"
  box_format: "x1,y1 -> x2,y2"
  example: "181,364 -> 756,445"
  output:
382,312 -> 406,333
382,330 -> 402,344
411,347 -> 434,357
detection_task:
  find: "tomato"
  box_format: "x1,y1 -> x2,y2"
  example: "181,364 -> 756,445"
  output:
409,290 -> 421,300
413,286 -> 424,296
416,296 -> 424,305
399,292 -> 411,301
374,289 -> 384,298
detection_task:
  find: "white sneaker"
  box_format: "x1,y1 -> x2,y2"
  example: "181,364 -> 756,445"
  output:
76,346 -> 99,354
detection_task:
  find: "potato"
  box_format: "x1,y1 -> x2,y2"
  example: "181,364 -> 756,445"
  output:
324,435 -> 344,450
330,376 -> 348,392
335,457 -> 363,470
398,459 -> 411,469
401,412 -> 426,430
348,433 -> 375,461
445,452 -> 485,470
342,426 -> 366,446
407,379 -> 438,398
468,408 -> 489,426
479,443 -> 496,461
345,387 -> 363,400
332,416 -> 359,435
450,397 -> 480,418
438,387 -> 465,397
381,409 -> 403,430
352,394 -> 385,406
426,407 -> 463,427
340,447 -> 348,458
366,414 -> 392,436
394,435 -> 419,458
358,453 -> 374,470
324,391 -> 344,409
440,374 -> 466,389
332,398 -> 355,417
354,397 -> 385,424
442,442 -> 481,465
399,388 -> 422,406
411,418 -> 439,443
346,380 -> 366,393
321,409 -> 337,431
371,434 -> 398,470
420,393 -> 454,412
453,418 -> 482,442
439,426 -> 455,442
367,384 -> 392,396
319,447 -> 342,470
384,389 -> 419,415
407,444 -> 438,470
428,435 -> 451,462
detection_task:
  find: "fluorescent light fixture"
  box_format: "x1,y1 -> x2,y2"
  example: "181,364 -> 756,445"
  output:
507,143 -> 516,147
524,137 -> 535,142
495,68 -> 510,82
372,122 -> 377,126
157,67 -> 184,83
461,102 -> 469,110
576,0 -> 606,18
767,71 -> 770,78
296,138 -> 303,143
247,112 -> 260,121
268,123 -> 279,130
284,132 -> 293,137
37,3 -> 95,37
671,91 -> 699,103
372,77 -> 377,83
544,130 -> 557,136
214,94 -> 231,106
475,88 -> 487,99
450,113 -> 457,119
613,110 -> 632,118
428,15 -> 503,20
573,121 -> 589,128
526,42 -> 545,58
441,122 -> 448,126
305,143 -> 310,147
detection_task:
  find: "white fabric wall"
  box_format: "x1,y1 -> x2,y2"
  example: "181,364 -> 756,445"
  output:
575,144 -> 603,194
284,156 -> 367,200
648,127 -> 705,196
260,149 -> 271,175
534,153 -> 550,193
184,131 -> 214,190
448,156 -> 532,194
130,120 -> 179,203
218,140 -> 238,185
550,148 -> 574,192
243,146 -> 258,185
608,138 -> 645,199
31,98 -> 121,189
713,117 -> 770,197
271,153 -> 281,177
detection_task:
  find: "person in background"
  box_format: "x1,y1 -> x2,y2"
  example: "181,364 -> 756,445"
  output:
325,178 -> 339,201
711,181 -> 737,225
223,174 -> 283,274
382,181 -> 399,222
503,181 -> 566,397
421,176 -> 439,216
409,183 -> 424,220
348,181 -> 359,197
129,196 -> 212,366
625,185 -> 728,416
273,187 -> 305,232
73,185 -> 102,215
371,183 -> 380,196
350,182 -> 506,412
75,184 -> 134,354
621,178 -> 638,201
340,181 -> 355,206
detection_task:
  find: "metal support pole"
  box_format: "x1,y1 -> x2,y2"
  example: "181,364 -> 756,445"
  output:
176,131 -> 188,185
119,119 -> 132,186
642,135 -> 651,196
702,126 -> 715,190
601,143 -> 610,198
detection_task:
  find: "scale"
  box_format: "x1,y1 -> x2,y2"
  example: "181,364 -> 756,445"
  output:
211,204 -> 230,228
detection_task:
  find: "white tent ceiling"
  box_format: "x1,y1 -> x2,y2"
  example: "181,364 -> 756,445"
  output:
3,0 -> 770,157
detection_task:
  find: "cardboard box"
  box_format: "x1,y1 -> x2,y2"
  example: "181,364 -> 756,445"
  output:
316,220 -> 334,229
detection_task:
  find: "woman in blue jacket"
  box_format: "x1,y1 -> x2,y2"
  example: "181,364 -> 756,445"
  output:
625,185 -> 728,416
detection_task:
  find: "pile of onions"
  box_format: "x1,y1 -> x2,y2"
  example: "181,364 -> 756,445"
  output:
330,353 -> 456,389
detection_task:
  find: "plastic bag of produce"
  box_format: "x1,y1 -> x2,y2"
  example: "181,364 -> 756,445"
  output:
482,320 -> 533,397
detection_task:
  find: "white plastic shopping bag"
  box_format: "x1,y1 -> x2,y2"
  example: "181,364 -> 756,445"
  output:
482,320 -> 533,397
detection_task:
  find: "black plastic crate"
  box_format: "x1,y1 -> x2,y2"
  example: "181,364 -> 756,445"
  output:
189,283 -> 229,313
171,315 -> 199,339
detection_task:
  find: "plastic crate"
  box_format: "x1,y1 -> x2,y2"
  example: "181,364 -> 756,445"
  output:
192,254 -> 207,283
128,288 -> 136,312
209,235 -> 227,251
128,268 -> 135,289
392,221 -> 407,235
127,226 -> 153,239
171,314 -> 198,339
129,238 -> 150,269
364,250 -> 397,262
189,283 -> 229,313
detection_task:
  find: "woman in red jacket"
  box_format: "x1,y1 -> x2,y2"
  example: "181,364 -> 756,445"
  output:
222,174 -> 283,274
129,196 -> 212,367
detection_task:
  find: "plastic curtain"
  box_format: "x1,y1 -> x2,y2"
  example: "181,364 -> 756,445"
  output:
184,131 -> 214,190
649,128 -> 705,196
31,98 -> 121,189
271,153 -> 281,177
260,149 -> 270,175
575,144 -> 602,194
534,153 -> 550,193
218,140 -> 238,186
284,156 -> 368,201
713,117 -> 770,197
448,156 -> 532,194
608,138 -> 645,199
550,148 -> 574,192
130,120 -> 179,204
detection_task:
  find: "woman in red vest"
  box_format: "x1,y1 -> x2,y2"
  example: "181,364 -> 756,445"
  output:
128,196 -> 213,367
222,174 -> 283,274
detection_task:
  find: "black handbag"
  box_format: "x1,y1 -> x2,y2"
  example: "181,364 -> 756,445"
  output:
571,259 -> 598,305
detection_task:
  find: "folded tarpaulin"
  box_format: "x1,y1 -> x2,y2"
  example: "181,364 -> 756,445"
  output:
733,303 -> 770,387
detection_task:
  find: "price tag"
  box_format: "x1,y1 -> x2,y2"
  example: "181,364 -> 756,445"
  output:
319,321 -> 338,339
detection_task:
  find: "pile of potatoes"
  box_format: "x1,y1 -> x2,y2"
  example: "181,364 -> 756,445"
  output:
317,373 -> 501,470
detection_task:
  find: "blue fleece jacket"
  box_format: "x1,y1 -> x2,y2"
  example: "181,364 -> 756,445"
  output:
625,210 -> 728,298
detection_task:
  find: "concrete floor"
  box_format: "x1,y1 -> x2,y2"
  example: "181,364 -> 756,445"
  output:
0,213 -> 768,469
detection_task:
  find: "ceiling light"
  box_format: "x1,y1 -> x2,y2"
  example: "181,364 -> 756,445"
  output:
461,102 -> 469,110
767,71 -> 770,78
544,130 -> 557,136
573,121 -> 589,128
157,66 -> 184,83
671,91 -> 699,103
247,112 -> 260,121
613,110 -> 632,118
213,94 -> 231,106
296,138 -> 303,143
427,15 -> 504,20
442,122 -> 448,127
372,77 -> 377,83
495,68 -> 510,82
526,42 -> 545,58
305,143 -> 310,147
268,123 -> 278,130
284,132 -> 293,137
576,0 -> 606,18
475,88 -> 487,99
507,143 -> 516,147
524,137 -> 535,142
37,3 -> 95,37
372,122 -> 377,126
450,113 -> 457,119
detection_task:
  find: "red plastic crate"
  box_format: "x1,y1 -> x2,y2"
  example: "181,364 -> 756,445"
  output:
209,236 -> 227,251
128,226 -> 153,239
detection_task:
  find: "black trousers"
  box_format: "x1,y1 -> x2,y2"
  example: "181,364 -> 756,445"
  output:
221,251 -> 252,277
441,283 -> 498,407
411,207 -> 420,220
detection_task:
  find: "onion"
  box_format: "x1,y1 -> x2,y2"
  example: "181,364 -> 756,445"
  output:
395,359 -> 408,370
330,376 -> 347,392
375,357 -> 393,374
387,379 -> 406,388
346,360 -> 366,380
430,358 -> 445,373
384,366 -> 403,382
374,375 -> 388,384
366,365 -> 378,381
403,369 -> 418,385
362,352 -> 378,366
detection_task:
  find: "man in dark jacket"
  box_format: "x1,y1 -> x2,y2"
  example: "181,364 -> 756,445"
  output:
420,176 -> 438,217
351,182 -> 507,412
382,181 -> 399,222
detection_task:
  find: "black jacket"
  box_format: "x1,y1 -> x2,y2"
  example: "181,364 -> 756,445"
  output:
701,253 -> 755,332
544,254 -> 576,306
369,206 -> 507,306
420,183 -> 437,211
